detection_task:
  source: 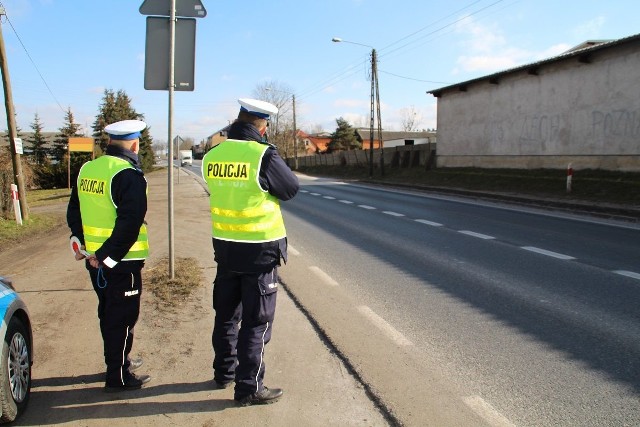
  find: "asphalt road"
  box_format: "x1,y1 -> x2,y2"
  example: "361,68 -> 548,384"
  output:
278,174 -> 640,427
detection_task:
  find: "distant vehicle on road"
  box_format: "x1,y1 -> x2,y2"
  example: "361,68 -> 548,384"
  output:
0,276 -> 32,424
179,150 -> 193,167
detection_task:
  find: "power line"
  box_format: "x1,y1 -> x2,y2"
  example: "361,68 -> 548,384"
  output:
0,4 -> 66,113
378,0 -> 487,54
379,0 -> 506,60
297,0 -> 509,103
378,70 -> 451,85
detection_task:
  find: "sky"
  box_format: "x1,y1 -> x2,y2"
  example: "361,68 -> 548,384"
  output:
0,0 -> 639,146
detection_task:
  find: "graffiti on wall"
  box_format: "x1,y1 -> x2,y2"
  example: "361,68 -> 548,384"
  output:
519,114 -> 561,145
592,109 -> 640,139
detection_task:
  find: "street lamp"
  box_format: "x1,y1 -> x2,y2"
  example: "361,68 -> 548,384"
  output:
265,87 -> 298,170
332,37 -> 384,177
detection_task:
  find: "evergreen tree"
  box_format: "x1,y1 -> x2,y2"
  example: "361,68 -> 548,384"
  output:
328,117 -> 359,152
45,108 -> 89,189
92,89 -> 154,171
28,113 -> 49,165
52,108 -> 83,162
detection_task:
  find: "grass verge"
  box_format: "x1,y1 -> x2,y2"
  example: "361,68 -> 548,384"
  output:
297,165 -> 640,206
0,188 -> 69,246
0,213 -> 66,245
144,257 -> 203,310
27,188 -> 71,207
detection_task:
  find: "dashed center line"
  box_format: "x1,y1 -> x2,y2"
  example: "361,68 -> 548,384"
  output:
415,219 -> 443,227
357,306 -> 413,347
383,211 -> 405,217
614,270 -> 640,280
521,246 -> 575,260
301,191 -> 624,277
458,230 -> 495,240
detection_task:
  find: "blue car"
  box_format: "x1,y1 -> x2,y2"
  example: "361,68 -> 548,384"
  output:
0,276 -> 33,423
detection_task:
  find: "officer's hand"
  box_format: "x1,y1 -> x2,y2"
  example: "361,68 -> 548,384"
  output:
74,247 -> 87,261
87,255 -> 101,269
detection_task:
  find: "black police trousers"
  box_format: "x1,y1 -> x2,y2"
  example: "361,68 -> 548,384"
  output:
88,263 -> 142,386
212,267 -> 278,399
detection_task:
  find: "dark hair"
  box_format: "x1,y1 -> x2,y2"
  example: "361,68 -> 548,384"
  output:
237,110 -> 268,128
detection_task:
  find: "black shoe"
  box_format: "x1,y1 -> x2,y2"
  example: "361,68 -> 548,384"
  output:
129,358 -> 143,371
104,373 -> 151,392
235,387 -> 283,407
212,380 -> 233,390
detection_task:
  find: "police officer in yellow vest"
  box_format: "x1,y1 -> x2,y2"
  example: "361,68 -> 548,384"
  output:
202,98 -> 299,406
67,119 -> 151,392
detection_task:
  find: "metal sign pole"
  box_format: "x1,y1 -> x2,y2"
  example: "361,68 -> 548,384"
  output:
140,0 -> 206,280
167,0 -> 176,279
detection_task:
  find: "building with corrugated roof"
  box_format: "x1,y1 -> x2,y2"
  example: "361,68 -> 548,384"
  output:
428,33 -> 640,171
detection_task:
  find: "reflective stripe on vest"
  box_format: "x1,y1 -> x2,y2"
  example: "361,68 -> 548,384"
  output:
77,155 -> 149,260
202,140 -> 286,243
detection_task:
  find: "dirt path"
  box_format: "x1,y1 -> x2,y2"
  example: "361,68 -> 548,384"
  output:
0,169 -> 387,426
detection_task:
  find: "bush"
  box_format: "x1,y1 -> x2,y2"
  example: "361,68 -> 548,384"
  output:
0,148 -> 35,219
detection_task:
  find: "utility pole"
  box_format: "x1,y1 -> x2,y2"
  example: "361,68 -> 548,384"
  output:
372,49 -> 384,176
292,94 -> 298,170
0,8 -> 29,220
369,49 -> 375,178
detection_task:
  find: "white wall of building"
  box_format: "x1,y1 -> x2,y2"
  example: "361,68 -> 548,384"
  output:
435,41 -> 640,171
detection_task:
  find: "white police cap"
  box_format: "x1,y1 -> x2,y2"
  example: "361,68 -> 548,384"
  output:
105,120 -> 147,140
238,98 -> 278,120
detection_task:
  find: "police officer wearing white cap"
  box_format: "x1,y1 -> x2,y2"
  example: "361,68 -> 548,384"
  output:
202,98 -> 299,406
67,119 -> 151,392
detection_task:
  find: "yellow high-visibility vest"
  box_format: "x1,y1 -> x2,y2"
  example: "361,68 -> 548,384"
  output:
77,155 -> 149,260
202,140 -> 286,243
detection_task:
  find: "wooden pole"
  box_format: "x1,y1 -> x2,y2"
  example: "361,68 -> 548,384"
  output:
0,13 -> 29,220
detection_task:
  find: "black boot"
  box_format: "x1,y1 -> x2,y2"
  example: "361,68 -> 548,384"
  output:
235,387 -> 283,406
105,372 -> 151,392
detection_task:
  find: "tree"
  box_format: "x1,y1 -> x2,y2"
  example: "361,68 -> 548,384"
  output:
40,108 -> 88,189
252,80 -> 295,157
399,105 -> 422,132
179,137 -> 194,150
153,140 -> 167,157
28,113 -> 49,166
52,108 -> 83,163
92,89 -> 154,171
310,123 -> 325,134
328,117 -> 360,152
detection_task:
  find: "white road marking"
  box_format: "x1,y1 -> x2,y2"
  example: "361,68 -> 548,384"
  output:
288,245 -> 300,256
310,192 -> 321,196
521,246 -> 575,260
458,230 -> 495,240
415,219 -> 443,227
358,205 -> 376,210
357,306 -> 413,347
300,189 -> 309,193
383,211 -> 405,217
309,266 -> 339,287
463,395 -> 516,427
339,200 -> 354,204
323,196 -> 336,200
614,270 -> 640,280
